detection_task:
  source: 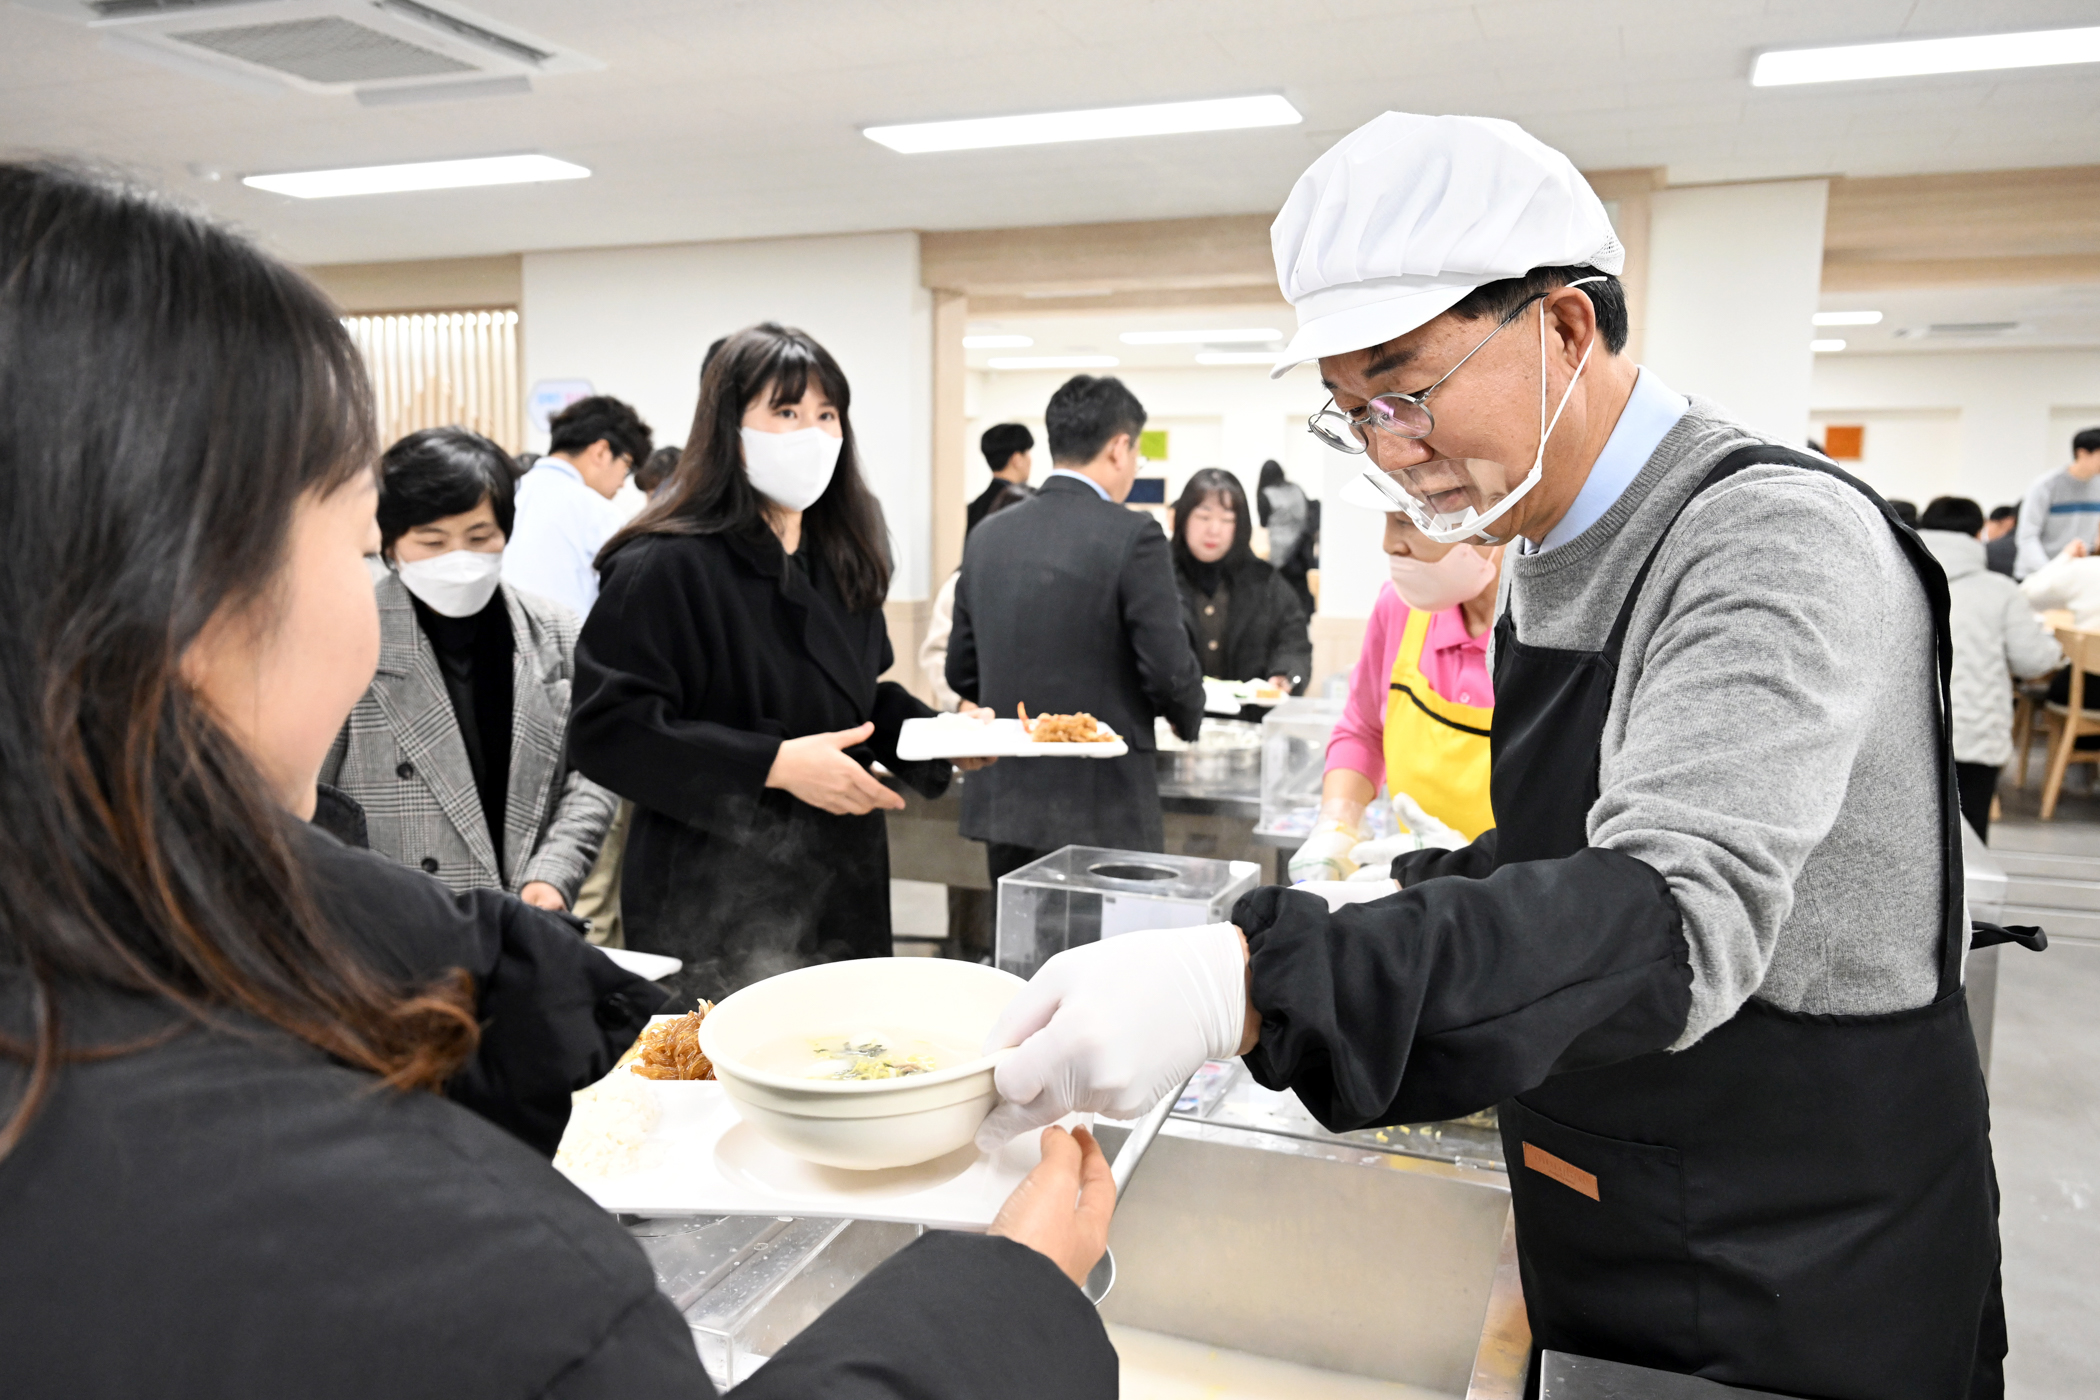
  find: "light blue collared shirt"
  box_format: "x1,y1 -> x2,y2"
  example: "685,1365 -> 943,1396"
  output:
1045,467 -> 1112,501
1526,366 -> 1689,554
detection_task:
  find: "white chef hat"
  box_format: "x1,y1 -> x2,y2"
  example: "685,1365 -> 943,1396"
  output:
1269,112 -> 1623,379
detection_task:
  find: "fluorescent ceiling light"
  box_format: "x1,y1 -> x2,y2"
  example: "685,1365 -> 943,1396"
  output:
1753,26 -> 2100,86
1195,351 -> 1284,366
1122,328 -> 1282,345
1810,339 -> 1848,353
243,154 -> 589,199
963,334 -> 1033,349
865,94 -> 1301,154
1813,310 -> 1883,326
986,355 -> 1120,370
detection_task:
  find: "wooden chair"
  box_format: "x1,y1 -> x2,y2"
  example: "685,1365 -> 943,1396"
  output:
2015,612 -> 2081,788
2037,626 -> 2100,818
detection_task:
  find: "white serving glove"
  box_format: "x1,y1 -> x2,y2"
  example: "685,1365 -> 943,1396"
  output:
1287,819 -> 1363,883
975,923 -> 1248,1151
1390,791 -> 1469,850
1291,880 -> 1402,911
1342,830 -> 1424,882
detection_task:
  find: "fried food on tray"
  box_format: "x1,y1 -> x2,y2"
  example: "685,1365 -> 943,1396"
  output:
1017,701 -> 1110,743
628,1001 -> 716,1081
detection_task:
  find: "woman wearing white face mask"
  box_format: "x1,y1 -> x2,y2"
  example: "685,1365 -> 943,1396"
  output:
1287,511 -> 1502,882
570,323 -> 991,1005
320,427 -> 617,913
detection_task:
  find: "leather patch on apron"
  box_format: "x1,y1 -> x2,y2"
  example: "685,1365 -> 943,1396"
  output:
1523,1141 -> 1600,1201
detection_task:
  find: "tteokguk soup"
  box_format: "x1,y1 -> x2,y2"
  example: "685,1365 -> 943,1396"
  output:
750,1030 -> 977,1082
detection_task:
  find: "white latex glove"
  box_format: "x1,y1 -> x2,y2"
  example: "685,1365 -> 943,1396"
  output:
1288,819 -> 1363,883
976,923 -> 1247,1151
1390,791 -> 1469,851
1292,880 -> 1401,911
1342,830 -> 1424,882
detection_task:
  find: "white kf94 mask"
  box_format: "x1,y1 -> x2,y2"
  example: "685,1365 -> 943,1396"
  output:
396,549 -> 503,618
741,426 -> 844,512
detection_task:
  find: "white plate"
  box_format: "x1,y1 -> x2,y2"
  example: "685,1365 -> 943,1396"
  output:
598,947 -> 683,981
564,1077 -> 1073,1231
895,715 -> 1128,761
1203,679 -> 1288,714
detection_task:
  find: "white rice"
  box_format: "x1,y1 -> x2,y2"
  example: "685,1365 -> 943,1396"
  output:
553,1070 -> 662,1180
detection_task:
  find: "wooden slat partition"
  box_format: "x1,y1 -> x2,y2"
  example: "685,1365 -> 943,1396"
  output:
341,308 -> 524,454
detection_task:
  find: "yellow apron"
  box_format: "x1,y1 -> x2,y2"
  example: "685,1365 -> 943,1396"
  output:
1383,606 -> 1495,840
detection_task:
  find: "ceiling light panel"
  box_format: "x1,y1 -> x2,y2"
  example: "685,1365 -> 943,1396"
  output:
1810,339 -> 1848,353
962,334 -> 1033,349
986,355 -> 1119,370
1753,27 -> 2100,85
865,95 -> 1301,154
1121,328 -> 1282,345
1813,311 -> 1883,326
243,153 -> 589,198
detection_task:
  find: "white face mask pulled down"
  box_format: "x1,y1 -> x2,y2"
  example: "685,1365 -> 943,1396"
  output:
1388,543 -> 1498,613
741,426 -> 844,512
397,548 -> 503,618
1360,280 -> 1601,546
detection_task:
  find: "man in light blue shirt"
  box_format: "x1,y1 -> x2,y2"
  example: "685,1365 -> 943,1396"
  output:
2012,427 -> 2100,578
1524,366 -> 1689,553
503,395 -> 653,620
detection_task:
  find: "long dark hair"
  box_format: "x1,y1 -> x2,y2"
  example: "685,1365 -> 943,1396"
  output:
0,163 -> 476,1158
1171,468 -> 1256,575
602,322 -> 892,611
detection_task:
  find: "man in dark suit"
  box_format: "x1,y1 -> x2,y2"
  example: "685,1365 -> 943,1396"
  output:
967,422 -> 1037,534
948,376 -> 1205,882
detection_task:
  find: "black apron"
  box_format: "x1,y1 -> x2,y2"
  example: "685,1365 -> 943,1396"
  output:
1489,446 -> 2005,1399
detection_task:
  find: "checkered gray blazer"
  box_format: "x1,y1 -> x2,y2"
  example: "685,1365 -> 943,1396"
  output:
320,571 -> 616,905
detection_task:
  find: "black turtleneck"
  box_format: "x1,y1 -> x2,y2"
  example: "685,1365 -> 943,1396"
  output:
410,591 -> 515,874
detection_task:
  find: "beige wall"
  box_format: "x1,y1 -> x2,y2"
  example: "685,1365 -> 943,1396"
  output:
302,255 -> 521,313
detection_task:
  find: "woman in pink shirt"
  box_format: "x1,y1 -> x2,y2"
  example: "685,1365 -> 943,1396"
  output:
1289,514 -> 1503,881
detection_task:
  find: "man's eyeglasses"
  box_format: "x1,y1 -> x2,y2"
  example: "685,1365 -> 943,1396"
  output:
1304,290 -> 1552,455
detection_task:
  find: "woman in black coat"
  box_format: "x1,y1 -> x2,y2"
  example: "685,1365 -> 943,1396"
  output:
570,325 -> 990,1005
0,162 -> 1113,1400
1171,468 -> 1313,711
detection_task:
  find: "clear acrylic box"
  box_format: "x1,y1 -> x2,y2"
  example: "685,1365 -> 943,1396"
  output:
995,845 -> 1259,980
627,1215 -> 920,1387
1257,696 -> 1397,841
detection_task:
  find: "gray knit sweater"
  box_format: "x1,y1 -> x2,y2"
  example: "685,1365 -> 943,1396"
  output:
1503,399 -> 1943,1047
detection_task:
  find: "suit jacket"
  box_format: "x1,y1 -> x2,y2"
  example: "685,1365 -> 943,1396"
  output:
569,528 -> 948,1001
947,474 -> 1205,851
321,572 -> 616,906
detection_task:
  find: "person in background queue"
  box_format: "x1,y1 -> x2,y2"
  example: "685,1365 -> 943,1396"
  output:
1169,468 -> 1310,715
972,113 -> 2031,1400
2013,427 -> 2100,578
569,323 -> 995,1004
503,395 -> 654,620
636,444 -> 681,499
947,375 -> 1206,884
968,422 -> 1036,533
0,162 -> 1118,1400
1256,459 -> 1319,617
320,427 -> 616,912
1915,496 -> 2062,838
1288,509 -> 1501,885
1984,503 -> 2019,577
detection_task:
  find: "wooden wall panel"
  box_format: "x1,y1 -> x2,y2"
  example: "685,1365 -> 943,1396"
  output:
304,255 -> 523,314
1823,166 -> 2100,290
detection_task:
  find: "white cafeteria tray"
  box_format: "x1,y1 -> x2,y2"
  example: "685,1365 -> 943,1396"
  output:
565,1077 -> 1077,1231
895,715 -> 1128,761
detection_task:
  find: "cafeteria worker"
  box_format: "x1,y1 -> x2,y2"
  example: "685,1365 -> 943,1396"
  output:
976,112 -> 2033,1400
1286,507 -> 1501,885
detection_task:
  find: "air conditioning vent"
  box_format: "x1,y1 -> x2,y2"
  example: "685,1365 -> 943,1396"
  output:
1927,321 -> 2020,337
176,17 -> 471,82
90,0 -> 248,15
29,0 -> 601,96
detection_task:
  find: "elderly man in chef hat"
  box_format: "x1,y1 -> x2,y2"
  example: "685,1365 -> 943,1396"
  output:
980,112 -> 2017,1400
